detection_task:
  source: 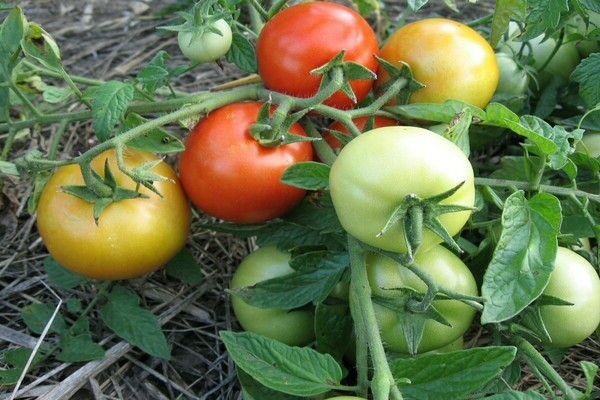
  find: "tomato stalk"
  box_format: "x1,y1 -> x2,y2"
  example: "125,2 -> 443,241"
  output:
348,236 -> 404,400
475,177 -> 600,203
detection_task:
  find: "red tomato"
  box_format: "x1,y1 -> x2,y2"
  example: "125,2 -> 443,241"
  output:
256,2 -> 379,109
325,116 -> 400,153
178,102 -> 314,223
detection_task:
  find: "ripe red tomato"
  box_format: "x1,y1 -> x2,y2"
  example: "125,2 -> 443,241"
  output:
376,18 -> 498,109
178,102 -> 314,223
36,148 -> 191,280
324,116 -> 400,153
256,2 -> 379,109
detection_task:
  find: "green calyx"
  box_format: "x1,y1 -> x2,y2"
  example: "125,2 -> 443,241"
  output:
157,1 -> 230,38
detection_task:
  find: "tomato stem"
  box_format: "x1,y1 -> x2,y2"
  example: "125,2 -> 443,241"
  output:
348,235 -> 404,400
475,177 -> 600,203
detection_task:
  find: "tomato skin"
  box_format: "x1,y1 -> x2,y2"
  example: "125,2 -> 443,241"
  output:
36,149 -> 191,280
534,247 -> 600,348
367,245 -> 478,354
178,102 -> 313,223
576,132 -> 600,157
177,19 -> 232,63
494,52 -> 529,96
230,246 -> 315,346
324,116 -> 400,153
567,11 -> 600,58
256,2 -> 379,109
329,126 -> 475,254
376,18 -> 498,109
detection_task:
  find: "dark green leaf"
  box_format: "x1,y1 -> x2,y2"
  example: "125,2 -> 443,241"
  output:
390,100 -> 485,124
56,333 -> 105,362
408,0 -> 429,11
136,51 -> 170,94
99,285 -> 170,359
490,0 -> 527,47
44,256 -> 90,289
220,331 -> 342,396
484,390 -> 547,399
315,302 -> 353,362
231,251 -> 348,310
121,113 -> 184,154
3,348 -> 44,369
21,303 -> 66,335
0,6 -> 25,71
390,346 -> 517,400
225,32 -> 257,73
481,192 -> 561,324
572,52 -> 600,108
91,80 -> 135,141
281,162 -> 330,190
164,247 -> 202,286
522,0 -> 568,40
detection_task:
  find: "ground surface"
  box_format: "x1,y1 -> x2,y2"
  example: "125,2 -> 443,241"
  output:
1,1 -> 599,400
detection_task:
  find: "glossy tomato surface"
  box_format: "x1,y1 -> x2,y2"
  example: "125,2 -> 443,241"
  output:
376,18 -> 498,108
37,148 -> 191,280
256,2 -> 379,109
329,126 -> 475,254
230,246 -> 315,346
178,102 -> 313,223
177,19 -> 232,63
367,245 -> 478,354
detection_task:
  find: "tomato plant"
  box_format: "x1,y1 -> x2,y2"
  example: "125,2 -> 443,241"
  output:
567,11 -> 600,57
376,18 -> 499,109
177,19 -> 232,64
178,101 -> 313,223
494,52 -> 529,97
329,126 -> 475,254
230,246 -> 315,346
366,245 -> 478,354
36,148 -> 191,280
576,131 -> 600,157
529,247 -> 600,348
324,116 -> 400,153
325,397 -> 366,400
255,2 -> 379,109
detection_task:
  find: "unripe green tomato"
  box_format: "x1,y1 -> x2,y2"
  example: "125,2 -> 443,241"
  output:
367,245 -> 478,354
534,247 -> 600,348
576,132 -> 600,157
567,11 -> 600,58
177,19 -> 232,63
494,52 -> 529,96
230,246 -> 315,346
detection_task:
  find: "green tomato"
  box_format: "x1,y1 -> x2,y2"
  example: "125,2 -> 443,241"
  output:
230,246 -> 315,346
576,132 -> 600,157
535,247 -> 600,348
329,126 -> 475,254
177,19 -> 232,63
494,52 -> 529,96
566,11 -> 600,58
500,27 -> 580,88
366,245 -> 478,354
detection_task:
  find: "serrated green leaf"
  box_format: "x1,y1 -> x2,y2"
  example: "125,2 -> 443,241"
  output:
0,6 -> 26,72
225,32 -> 257,73
44,256 -> 90,289
164,247 -> 202,286
99,285 -> 170,359
220,331 -> 342,396
390,100 -> 486,124
315,302 -> 353,362
21,23 -> 62,70
136,51 -> 170,94
572,53 -> 600,109
490,0 -> 527,47
481,191 -> 561,324
237,368 -> 303,400
21,303 -> 66,335
56,333 -> 105,362
91,80 -> 135,141
522,0 -> 569,40
391,346 -> 517,400
42,86 -> 73,103
231,251 -> 348,310
121,112 -> 185,154
280,162 -> 330,190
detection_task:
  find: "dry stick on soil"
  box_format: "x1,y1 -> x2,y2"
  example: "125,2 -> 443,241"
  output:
13,282 -> 211,400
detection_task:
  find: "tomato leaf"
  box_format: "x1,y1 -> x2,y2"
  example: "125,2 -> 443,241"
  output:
315,302 -> 353,362
390,346 -> 517,400
522,0 -> 569,40
121,113 -> 185,154
89,80 -> 135,142
21,303 -> 66,335
44,256 -> 91,289
281,161 -> 330,190
580,361 -> 599,398
219,331 -> 342,396
164,247 -> 202,286
230,250 -> 348,310
56,332 -> 105,362
135,51 -> 170,95
225,32 -> 257,73
390,99 -> 486,124
572,52 -> 600,109
237,368 -> 303,400
481,191 -> 561,324
490,0 -> 526,47
484,390 -> 548,399
99,285 -> 171,360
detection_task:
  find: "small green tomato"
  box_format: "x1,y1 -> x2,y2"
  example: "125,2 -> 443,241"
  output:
177,19 -> 232,63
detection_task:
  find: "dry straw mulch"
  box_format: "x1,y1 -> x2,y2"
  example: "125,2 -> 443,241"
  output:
1,1 -> 599,400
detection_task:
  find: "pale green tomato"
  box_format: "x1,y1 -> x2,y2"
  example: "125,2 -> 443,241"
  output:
177,19 -> 232,63
566,11 -> 600,57
494,52 -> 529,96
576,132 -> 600,157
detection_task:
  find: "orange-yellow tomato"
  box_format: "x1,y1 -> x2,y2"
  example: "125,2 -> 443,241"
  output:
376,18 -> 499,109
37,148 -> 191,280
